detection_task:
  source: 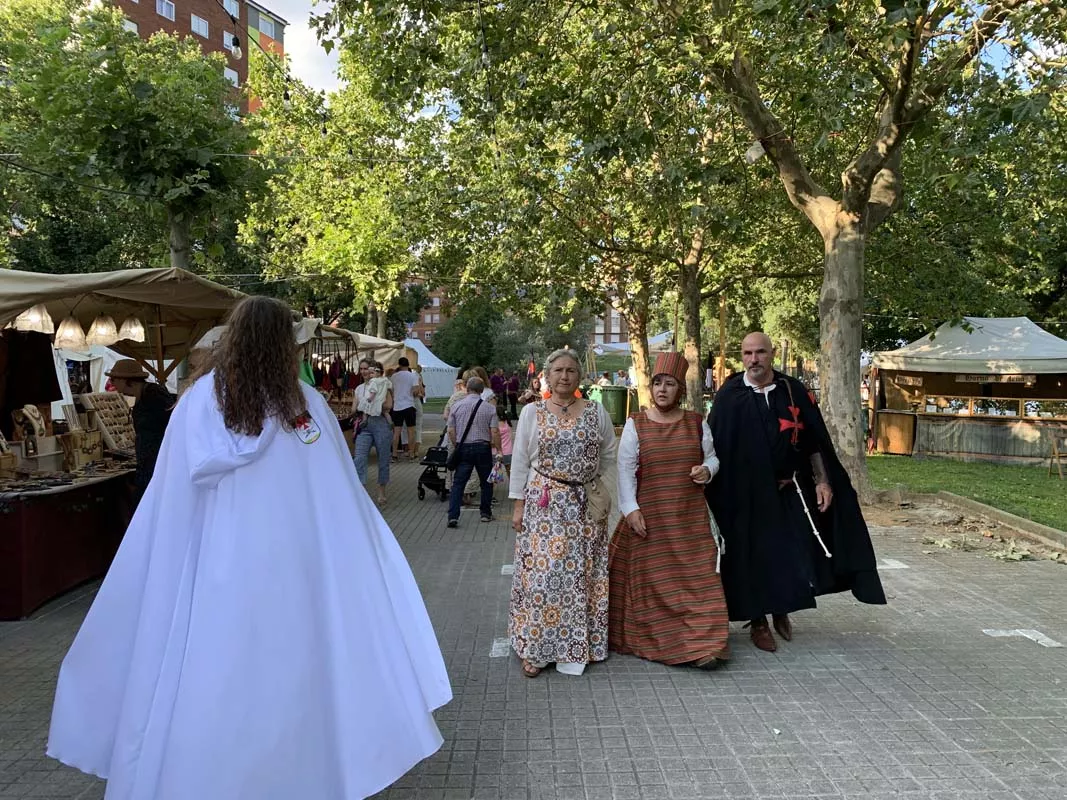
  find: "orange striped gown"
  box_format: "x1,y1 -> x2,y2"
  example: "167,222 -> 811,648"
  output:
608,411 -> 730,665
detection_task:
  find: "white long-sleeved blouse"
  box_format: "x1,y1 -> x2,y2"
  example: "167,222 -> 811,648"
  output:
616,414 -> 719,517
508,401 -> 618,500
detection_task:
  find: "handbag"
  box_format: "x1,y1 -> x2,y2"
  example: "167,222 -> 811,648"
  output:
446,399 -> 483,471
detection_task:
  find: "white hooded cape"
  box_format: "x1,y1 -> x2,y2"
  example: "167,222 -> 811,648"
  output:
47,374 -> 451,800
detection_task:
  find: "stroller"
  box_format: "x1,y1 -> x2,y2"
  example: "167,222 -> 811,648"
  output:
417,430 -> 450,502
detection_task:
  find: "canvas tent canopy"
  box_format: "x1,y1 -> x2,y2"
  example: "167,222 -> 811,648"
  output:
404,338 -> 458,398
196,319 -> 407,369
0,267 -> 244,381
873,317 -> 1067,374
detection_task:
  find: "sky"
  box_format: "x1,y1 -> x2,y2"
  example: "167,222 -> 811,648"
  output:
267,0 -> 341,93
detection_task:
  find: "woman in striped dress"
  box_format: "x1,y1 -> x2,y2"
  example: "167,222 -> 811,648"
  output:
609,351 -> 730,669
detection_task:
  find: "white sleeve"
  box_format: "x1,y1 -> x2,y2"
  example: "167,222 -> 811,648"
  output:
617,418 -> 640,516
508,403 -> 538,500
701,419 -> 719,478
596,403 -> 618,477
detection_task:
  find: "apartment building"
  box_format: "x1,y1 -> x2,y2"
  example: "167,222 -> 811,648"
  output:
113,0 -> 286,95
408,287 -> 449,344
591,299 -> 629,345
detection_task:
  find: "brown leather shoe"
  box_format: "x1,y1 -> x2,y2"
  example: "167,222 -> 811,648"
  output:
746,619 -> 777,652
772,613 -> 793,642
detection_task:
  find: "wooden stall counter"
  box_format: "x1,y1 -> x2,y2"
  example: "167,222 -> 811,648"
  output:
0,467 -> 135,620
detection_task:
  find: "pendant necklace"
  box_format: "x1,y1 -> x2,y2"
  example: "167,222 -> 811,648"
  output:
552,398 -> 577,414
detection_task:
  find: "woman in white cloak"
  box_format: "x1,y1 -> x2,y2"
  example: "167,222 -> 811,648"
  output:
47,296 -> 451,800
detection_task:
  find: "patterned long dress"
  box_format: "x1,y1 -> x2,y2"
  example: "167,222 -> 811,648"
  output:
509,402 -> 609,667
608,411 -> 730,664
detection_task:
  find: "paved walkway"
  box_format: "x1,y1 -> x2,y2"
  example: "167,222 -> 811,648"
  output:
2,449 -> 1066,800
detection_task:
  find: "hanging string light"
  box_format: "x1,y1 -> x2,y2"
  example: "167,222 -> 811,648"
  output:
118,316 -> 146,343
86,314 -> 119,346
54,316 -> 88,350
13,304 -> 54,334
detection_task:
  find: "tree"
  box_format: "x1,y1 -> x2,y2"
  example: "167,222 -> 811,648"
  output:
318,0 -> 1064,479
0,0 -> 259,271
428,295 -> 503,368
647,0 -> 1066,490
316,2 -> 807,408
241,53 -> 419,333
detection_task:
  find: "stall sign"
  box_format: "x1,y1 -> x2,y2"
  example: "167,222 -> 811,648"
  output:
897,375 -> 924,387
955,374 -> 1036,384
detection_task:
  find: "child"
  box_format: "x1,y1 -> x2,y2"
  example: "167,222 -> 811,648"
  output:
495,403 -> 513,469
357,365 -> 392,417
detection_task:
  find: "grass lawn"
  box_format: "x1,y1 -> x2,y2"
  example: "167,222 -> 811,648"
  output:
422,396 -> 448,415
867,454 -> 1066,531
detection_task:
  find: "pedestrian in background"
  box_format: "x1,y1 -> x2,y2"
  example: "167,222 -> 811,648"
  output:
390,357 -> 420,462
506,371 -> 521,420
519,376 -> 542,406
446,376 -> 501,528
353,359 -> 392,506
508,349 -> 617,677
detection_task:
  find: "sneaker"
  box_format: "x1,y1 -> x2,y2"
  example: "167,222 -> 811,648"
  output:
447,519 -> 458,529
480,514 -> 494,523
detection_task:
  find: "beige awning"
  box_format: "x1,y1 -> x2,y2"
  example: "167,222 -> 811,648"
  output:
0,267 -> 245,380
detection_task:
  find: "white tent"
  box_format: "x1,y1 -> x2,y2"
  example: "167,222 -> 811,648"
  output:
872,317 -> 1067,374
403,338 -> 458,398
596,331 -> 673,355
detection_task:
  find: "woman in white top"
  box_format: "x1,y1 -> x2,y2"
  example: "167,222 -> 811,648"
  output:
352,359 -> 393,505
507,349 -> 617,678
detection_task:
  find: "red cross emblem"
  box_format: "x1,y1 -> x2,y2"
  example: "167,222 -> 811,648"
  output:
779,405 -> 804,444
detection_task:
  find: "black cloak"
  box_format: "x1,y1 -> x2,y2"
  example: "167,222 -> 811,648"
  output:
706,371 -> 886,622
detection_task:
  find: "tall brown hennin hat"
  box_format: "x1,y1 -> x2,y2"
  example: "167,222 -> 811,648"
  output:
652,352 -> 688,384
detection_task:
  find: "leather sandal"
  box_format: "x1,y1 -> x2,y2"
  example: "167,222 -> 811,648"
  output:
745,619 -> 777,652
691,656 -> 726,671
522,660 -> 543,678
772,613 -> 793,642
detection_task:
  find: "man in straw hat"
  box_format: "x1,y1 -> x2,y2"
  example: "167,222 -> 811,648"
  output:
107,359 -> 174,492
609,351 -> 730,670
705,332 -> 885,652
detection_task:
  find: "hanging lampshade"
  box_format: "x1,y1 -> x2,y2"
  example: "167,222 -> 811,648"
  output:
118,316 -> 146,342
54,316 -> 88,350
13,304 -> 54,334
86,314 -> 119,346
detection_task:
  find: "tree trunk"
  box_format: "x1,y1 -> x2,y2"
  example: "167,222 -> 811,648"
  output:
364,304 -> 376,335
167,208 -> 192,271
376,307 -> 388,339
819,214 -> 871,498
678,261 -> 704,412
626,310 -> 652,410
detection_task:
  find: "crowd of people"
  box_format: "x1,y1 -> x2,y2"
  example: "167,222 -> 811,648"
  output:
43,309 -> 887,798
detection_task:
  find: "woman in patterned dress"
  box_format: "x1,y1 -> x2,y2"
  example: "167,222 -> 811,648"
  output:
609,351 -> 730,670
508,349 -> 618,677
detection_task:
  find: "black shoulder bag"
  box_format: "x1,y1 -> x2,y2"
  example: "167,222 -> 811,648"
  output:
446,399 -> 483,471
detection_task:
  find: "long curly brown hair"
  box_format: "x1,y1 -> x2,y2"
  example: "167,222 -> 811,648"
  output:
202,296 -> 305,436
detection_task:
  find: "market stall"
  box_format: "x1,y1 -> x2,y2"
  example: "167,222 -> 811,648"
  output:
871,317 -> 1067,462
0,267 -> 245,618
0,267 -> 245,383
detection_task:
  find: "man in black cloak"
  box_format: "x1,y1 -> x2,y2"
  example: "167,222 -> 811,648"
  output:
706,332 -> 885,651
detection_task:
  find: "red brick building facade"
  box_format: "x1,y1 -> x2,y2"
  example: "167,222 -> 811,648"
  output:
112,0 -> 286,94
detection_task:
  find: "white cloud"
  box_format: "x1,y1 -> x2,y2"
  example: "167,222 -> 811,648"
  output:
264,0 -> 341,93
